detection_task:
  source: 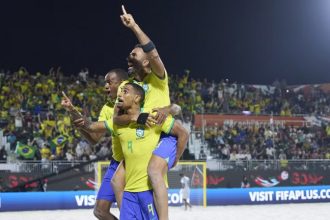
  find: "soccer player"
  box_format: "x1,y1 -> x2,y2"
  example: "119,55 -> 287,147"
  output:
61,69 -> 128,220
179,173 -> 192,211
112,6 -> 185,219
83,82 -> 189,219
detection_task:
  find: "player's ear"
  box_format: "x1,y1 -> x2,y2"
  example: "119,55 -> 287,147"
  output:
134,94 -> 142,104
142,59 -> 150,67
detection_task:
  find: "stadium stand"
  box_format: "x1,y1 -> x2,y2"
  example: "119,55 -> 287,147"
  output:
0,67 -> 330,163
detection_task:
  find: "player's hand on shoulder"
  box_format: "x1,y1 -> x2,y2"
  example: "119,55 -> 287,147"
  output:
145,114 -> 158,128
120,5 -> 136,29
152,107 -> 168,125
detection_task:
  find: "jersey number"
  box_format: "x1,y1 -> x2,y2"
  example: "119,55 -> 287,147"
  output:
127,141 -> 133,153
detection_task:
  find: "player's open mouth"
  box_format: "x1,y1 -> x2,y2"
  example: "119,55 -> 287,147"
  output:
128,66 -> 134,74
104,86 -> 111,96
127,61 -> 134,74
116,98 -> 124,106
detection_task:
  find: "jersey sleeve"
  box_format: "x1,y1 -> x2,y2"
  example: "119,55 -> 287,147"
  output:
161,115 -> 175,134
104,119 -> 115,135
98,105 -> 108,121
98,103 -> 114,121
150,69 -> 168,89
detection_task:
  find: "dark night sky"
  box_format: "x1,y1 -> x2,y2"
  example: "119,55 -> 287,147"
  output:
1,0 -> 330,84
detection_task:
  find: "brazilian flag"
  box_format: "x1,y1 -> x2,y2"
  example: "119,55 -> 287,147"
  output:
15,142 -> 36,159
50,135 -> 68,150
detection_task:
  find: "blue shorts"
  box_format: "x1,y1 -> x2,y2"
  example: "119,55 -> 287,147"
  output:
120,190 -> 158,220
96,159 -> 120,202
153,133 -> 177,170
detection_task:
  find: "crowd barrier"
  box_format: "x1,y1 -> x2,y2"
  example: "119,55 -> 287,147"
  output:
2,186 -> 330,211
1,160 -> 330,211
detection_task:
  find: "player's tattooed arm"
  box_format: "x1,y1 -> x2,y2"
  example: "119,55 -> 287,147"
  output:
77,128 -> 104,145
61,91 -> 105,144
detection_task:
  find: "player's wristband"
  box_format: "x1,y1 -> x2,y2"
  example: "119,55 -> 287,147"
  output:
141,41 -> 155,53
136,113 -> 149,125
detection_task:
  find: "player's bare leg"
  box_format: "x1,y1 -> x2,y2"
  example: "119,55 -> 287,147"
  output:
93,200 -> 118,220
183,199 -> 192,211
147,155 -> 169,220
111,161 -> 125,209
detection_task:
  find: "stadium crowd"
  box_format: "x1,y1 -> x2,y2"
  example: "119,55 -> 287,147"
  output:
203,123 -> 330,160
0,67 -> 330,163
170,71 -> 330,116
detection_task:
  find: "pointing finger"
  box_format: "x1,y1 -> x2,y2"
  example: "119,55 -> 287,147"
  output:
62,91 -> 69,99
122,5 -> 127,15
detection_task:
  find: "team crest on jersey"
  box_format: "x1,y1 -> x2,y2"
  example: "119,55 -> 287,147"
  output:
136,127 -> 145,139
142,84 -> 149,92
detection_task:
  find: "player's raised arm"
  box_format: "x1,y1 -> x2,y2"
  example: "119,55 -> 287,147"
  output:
61,91 -> 75,112
120,5 -> 165,79
77,119 -> 112,137
61,92 -> 108,144
61,91 -> 84,120
77,127 -> 104,146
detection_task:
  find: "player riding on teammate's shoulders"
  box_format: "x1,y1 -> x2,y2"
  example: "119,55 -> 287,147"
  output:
62,5 -> 189,220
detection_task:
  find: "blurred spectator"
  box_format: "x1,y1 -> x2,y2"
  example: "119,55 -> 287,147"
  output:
241,175 -> 250,188
0,144 -> 7,162
0,67 -> 329,162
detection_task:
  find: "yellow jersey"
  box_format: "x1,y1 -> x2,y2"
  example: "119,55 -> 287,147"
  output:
98,101 -> 114,121
98,101 -> 123,162
117,70 -> 170,109
105,115 -> 175,192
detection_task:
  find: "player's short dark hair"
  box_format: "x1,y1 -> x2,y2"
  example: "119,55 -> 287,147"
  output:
125,82 -> 145,104
108,68 -> 128,81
